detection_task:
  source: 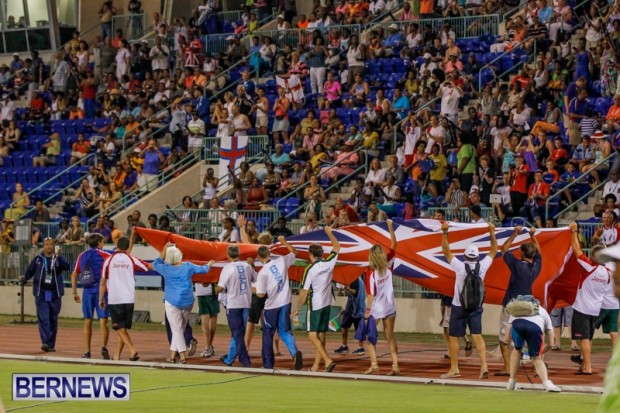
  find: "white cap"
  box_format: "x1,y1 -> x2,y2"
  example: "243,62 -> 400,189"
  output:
464,245 -> 479,259
596,244 -> 620,263
423,52 -> 432,59
469,185 -> 480,196
389,23 -> 399,30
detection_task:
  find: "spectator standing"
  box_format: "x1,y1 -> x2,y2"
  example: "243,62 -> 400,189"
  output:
140,139 -> 164,192
100,235 -> 147,361
22,238 -> 71,352
70,234 -> 111,359
440,222 -> 498,379
99,1 -> 116,41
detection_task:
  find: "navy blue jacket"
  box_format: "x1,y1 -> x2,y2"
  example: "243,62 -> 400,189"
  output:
24,253 -> 71,298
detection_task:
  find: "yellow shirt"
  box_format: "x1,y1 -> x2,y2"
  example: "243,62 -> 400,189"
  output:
429,153 -> 448,181
362,131 -> 378,149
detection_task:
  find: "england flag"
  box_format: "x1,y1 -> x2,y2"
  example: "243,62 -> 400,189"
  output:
218,134 -> 248,186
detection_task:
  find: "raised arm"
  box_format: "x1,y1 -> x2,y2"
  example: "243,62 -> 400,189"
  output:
278,235 -> 298,256
488,223 -> 498,260
501,226 -> 522,254
325,226 -> 340,254
569,221 -> 582,259
441,222 -> 454,262
237,215 -> 250,243
529,226 -> 541,255
387,219 -> 396,251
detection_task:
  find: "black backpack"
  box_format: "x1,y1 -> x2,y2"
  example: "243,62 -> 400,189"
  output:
459,263 -> 485,310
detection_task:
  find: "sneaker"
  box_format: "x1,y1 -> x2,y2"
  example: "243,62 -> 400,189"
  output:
220,355 -> 232,366
506,379 -> 516,390
544,380 -> 562,392
82,352 -> 91,359
188,338 -> 198,357
201,348 -> 210,358
351,347 -> 365,355
208,346 -> 215,357
334,345 -> 349,354
101,347 -> 110,360
294,351 -> 303,371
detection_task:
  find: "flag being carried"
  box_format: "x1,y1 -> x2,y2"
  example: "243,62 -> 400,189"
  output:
276,74 -> 304,104
135,220 -> 578,309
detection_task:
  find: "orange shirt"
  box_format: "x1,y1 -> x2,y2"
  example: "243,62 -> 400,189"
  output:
607,105 -> 620,122
420,0 -> 433,14
297,20 -> 309,29
72,141 -> 91,155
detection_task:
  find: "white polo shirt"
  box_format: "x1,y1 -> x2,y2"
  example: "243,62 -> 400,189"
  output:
449,256 -> 493,307
217,261 -> 257,309
256,253 -> 296,310
573,254 -> 612,316
102,252 -> 148,305
302,251 -> 338,311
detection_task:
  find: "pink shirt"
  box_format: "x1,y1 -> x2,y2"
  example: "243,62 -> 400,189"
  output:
324,81 -> 342,101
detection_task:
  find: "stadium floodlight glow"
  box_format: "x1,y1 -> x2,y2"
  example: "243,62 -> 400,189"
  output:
12,374 -> 130,401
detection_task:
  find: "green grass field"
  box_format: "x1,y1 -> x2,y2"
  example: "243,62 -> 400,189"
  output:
0,360 -> 601,413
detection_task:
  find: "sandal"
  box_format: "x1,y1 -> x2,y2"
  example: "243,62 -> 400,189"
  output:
464,341 -> 473,357
129,353 -> 140,362
479,370 -> 489,379
387,366 -> 400,376
550,346 -> 561,351
364,364 -> 379,375
165,358 -> 176,364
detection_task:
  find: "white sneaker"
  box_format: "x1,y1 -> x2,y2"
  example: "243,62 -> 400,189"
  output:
200,348 -> 210,358
208,347 -> 215,357
506,379 -> 516,390
544,380 -> 561,392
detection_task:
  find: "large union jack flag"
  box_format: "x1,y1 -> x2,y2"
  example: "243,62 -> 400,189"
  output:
135,220 -> 580,309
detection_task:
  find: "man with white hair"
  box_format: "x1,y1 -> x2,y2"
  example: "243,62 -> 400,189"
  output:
217,244 -> 257,368
440,221 -> 498,379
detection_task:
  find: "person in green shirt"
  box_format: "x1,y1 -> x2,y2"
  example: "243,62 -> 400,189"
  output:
596,244 -> 620,412
456,136 -> 476,194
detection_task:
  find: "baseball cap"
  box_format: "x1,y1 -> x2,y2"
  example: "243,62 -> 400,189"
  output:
464,245 -> 479,259
423,52 -> 432,59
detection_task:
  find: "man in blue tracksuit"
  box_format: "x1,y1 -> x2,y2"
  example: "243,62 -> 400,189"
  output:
22,238 -> 71,352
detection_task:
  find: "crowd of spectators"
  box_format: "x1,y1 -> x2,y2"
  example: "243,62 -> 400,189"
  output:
0,0 -> 619,246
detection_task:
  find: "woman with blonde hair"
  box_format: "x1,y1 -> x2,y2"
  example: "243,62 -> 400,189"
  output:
357,219 -> 399,375
146,243 -> 214,364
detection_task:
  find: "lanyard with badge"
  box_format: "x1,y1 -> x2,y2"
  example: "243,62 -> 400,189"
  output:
43,257 -> 53,285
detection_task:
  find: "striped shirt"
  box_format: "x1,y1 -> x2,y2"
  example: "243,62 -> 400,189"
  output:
301,251 -> 338,311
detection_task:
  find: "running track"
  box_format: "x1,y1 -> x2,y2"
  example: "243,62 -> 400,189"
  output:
0,324 -> 607,388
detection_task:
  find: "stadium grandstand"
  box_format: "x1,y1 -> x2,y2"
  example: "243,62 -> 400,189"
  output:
0,0 -> 618,285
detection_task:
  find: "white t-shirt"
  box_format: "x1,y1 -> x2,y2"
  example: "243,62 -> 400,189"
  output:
508,307 -> 553,334
603,179 -> 620,199
366,249 -> 396,319
440,86 -> 460,117
449,256 -> 493,307
404,125 -> 421,155
602,262 -> 619,310
573,254 -> 612,316
195,282 -> 217,296
217,261 -> 257,309
256,253 -> 296,310
600,226 -> 620,246
426,125 -> 446,154
302,251 -> 338,311
218,228 -> 239,243
102,252 -> 148,305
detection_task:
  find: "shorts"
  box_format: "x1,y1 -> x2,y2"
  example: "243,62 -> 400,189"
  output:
511,319 -> 544,357
499,307 -> 511,343
197,295 -> 220,316
82,291 -> 109,319
441,306 -> 451,329
340,311 -> 362,330
272,118 -> 290,133
551,306 -> 574,328
571,309 -> 596,340
248,294 -> 266,324
354,316 -> 378,346
108,303 -> 134,330
256,115 -> 268,128
308,306 -> 331,332
449,305 -> 483,337
596,308 -> 619,334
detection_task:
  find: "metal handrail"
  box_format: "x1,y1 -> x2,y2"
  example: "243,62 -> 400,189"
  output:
274,146 -> 366,212
368,13 -> 501,39
207,51 -> 259,101
477,35 -> 533,93
280,159 -> 369,223
545,152 -> 617,220
14,153 -> 97,218
86,149 -> 202,226
392,95 -> 441,153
